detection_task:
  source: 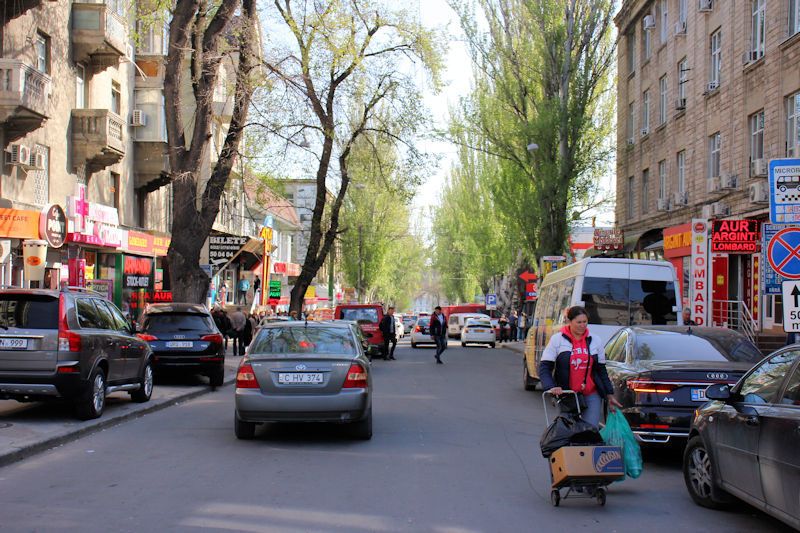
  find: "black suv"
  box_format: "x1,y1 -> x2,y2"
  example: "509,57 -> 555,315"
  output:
138,303 -> 225,387
0,287 -> 154,419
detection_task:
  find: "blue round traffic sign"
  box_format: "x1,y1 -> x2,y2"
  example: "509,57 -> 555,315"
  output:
767,228 -> 800,279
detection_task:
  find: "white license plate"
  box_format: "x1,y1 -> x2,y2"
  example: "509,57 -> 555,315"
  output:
474,329 -> 487,333
0,338 -> 28,350
165,341 -> 193,348
691,388 -> 707,402
278,372 -> 323,384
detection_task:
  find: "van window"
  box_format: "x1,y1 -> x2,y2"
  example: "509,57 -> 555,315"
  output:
449,315 -> 459,325
339,308 -> 379,324
0,295 -> 59,329
582,277 -> 677,326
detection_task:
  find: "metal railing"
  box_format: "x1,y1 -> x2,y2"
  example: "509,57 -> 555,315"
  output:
711,300 -> 757,344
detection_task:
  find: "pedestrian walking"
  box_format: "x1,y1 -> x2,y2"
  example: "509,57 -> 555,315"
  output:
379,306 -> 398,360
519,312 -> 527,341
538,305 -> 622,428
241,312 -> 254,354
498,314 -> 509,343
229,306 -> 247,356
212,306 -> 232,351
429,306 -> 447,364
253,275 -> 262,305
238,277 -> 250,306
509,310 -> 519,341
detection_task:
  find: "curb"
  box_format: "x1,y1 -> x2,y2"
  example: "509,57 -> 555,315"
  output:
499,343 -> 525,355
0,373 -> 236,468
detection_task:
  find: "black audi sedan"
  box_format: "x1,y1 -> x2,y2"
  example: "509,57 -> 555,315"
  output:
603,326 -> 763,446
138,303 -> 225,387
683,346 -> 800,530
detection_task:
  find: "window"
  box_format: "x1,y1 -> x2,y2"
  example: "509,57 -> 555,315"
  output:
643,24 -> 652,61
642,90 -> 650,133
99,301 -> 129,331
710,29 -> 722,86
627,101 -> 636,140
659,0 -> 668,44
709,132 -> 721,178
32,145 -> 49,205
792,0 -> 800,37
678,58 -> 688,102
75,65 -> 86,108
35,32 -> 49,74
677,150 -> 686,193
679,0 -> 688,23
0,295 -> 59,329
750,110 -> 765,161
634,333 -> 763,362
642,169 -> 650,213
92,299 -> 116,330
111,82 -> 121,115
658,160 -> 667,199
580,278 -> 678,326
739,350 -> 800,404
76,298 -> 103,329
143,313 -> 215,333
751,0 -> 765,59
251,327 -> 357,356
788,92 -> 800,157
627,176 -> 635,217
781,364 -> 800,406
627,31 -> 636,74
659,75 -> 668,125
109,172 -> 120,209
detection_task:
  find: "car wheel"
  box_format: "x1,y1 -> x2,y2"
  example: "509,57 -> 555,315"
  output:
75,366 -> 106,420
490,342 -> 496,348
209,366 -> 225,388
683,436 -> 731,509
351,408 -> 373,440
461,342 -> 466,347
411,342 -> 417,349
235,414 -> 256,440
130,360 -> 153,403
523,358 -> 537,391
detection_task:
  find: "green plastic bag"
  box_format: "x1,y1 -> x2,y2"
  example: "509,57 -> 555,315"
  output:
600,410 -> 643,479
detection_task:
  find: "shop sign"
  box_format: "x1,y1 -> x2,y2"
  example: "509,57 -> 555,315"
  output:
592,228 -> 624,251
126,230 -> 154,255
305,285 -> 316,299
123,256 -> 153,289
273,262 -> 301,276
663,223 -> 692,258
690,219 -> 709,326
153,235 -> 170,256
268,279 -> 281,299
208,235 -> 248,262
711,220 -> 759,253
67,185 -> 122,248
39,205 -> 66,248
0,208 -> 41,239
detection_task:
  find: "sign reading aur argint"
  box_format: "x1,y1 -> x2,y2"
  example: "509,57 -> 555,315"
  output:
711,219 -> 759,253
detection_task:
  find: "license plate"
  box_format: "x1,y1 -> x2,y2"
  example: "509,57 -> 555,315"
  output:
165,341 -> 193,348
0,338 -> 28,350
278,372 -> 323,384
691,388 -> 707,402
474,329 -> 486,333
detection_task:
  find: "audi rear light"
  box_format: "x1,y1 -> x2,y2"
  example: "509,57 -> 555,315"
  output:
137,333 -> 158,342
236,363 -> 259,389
57,294 -> 81,352
342,363 -> 368,389
415,326 -> 422,332
627,380 -> 678,394
201,333 -> 223,344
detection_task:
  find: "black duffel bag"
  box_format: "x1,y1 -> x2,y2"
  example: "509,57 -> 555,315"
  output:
540,414 -> 604,458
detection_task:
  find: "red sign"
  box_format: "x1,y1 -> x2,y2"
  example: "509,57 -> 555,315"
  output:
519,271 -> 538,282
593,228 -> 624,251
663,223 -> 692,258
711,220 -> 759,253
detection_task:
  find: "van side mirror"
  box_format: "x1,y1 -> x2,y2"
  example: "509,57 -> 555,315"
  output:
705,383 -> 731,401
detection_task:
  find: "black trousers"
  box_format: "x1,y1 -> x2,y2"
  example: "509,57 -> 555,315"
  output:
383,334 -> 397,358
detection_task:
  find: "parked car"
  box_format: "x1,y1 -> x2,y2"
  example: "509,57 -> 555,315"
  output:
683,346 -> 800,530
402,315 -> 417,332
603,326 -> 763,445
334,304 -> 385,356
410,316 -> 436,348
0,287 -> 153,419
460,318 -> 496,348
447,312 -> 491,339
234,321 -> 372,440
138,303 -> 225,387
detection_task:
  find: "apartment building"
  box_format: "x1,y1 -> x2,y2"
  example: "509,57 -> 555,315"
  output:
615,0 -> 800,334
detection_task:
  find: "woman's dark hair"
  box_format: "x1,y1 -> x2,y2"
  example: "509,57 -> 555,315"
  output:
566,306 -> 589,321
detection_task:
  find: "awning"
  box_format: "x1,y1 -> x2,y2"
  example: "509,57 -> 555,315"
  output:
644,239 -> 664,251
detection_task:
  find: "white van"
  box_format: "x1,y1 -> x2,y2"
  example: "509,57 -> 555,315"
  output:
523,258 -> 681,390
448,313 -> 491,338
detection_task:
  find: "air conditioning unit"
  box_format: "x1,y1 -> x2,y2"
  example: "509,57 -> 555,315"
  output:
641,127 -> 650,137
675,98 -> 686,110
751,158 -> 767,177
675,21 -> 687,35
698,0 -> 713,12
657,197 -> 670,211
749,182 -> 769,203
706,81 -> 719,92
626,137 -> 635,146
643,15 -> 656,30
707,176 -> 721,193
673,191 -> 689,206
7,144 -> 31,166
721,174 -> 738,189
131,109 -> 147,127
701,205 -> 713,219
712,202 -> 730,216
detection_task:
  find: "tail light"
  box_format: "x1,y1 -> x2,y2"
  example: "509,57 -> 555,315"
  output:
57,294 -> 81,352
236,363 -> 259,389
201,333 -> 223,344
137,333 -> 158,342
342,363 -> 368,389
414,326 -> 422,332
57,365 -> 80,374
638,423 -> 670,430
627,380 -> 678,394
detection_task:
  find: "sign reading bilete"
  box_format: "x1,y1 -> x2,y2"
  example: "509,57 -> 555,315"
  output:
711,219 -> 759,253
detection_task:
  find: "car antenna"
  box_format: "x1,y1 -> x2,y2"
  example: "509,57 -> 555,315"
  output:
687,326 -> 692,335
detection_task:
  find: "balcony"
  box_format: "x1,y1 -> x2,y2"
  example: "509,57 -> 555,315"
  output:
0,59 -> 52,141
71,109 -> 125,174
72,2 -> 128,68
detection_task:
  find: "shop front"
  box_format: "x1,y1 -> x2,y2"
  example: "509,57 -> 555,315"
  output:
709,219 -> 760,329
663,222 -> 692,309
116,230 -> 172,320
0,204 -> 67,288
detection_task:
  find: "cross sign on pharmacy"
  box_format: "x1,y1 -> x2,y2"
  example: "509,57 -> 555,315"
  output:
767,227 -> 800,280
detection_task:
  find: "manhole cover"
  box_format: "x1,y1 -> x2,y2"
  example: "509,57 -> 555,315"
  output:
0,422 -> 12,429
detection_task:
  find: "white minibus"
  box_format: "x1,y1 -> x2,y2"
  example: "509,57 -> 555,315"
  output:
523,258 -> 681,390
448,313 -> 491,338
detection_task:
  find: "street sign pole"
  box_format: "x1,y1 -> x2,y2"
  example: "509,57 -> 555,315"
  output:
260,226 -> 273,307
781,280 -> 800,332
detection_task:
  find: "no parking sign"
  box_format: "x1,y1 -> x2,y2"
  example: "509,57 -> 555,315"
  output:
763,224 -> 800,294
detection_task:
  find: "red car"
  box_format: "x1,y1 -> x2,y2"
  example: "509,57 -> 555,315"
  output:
334,304 -> 386,358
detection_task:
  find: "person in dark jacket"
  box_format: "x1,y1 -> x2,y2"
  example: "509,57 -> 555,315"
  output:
212,307 -> 232,351
429,306 -> 447,364
378,306 -> 398,360
538,306 -> 622,427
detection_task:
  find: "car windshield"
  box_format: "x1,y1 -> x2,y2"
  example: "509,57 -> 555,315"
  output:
418,318 -> 430,326
0,295 -> 59,329
250,326 -> 357,355
466,320 -> 491,327
144,313 -> 214,332
634,332 -> 763,363
339,308 -> 379,324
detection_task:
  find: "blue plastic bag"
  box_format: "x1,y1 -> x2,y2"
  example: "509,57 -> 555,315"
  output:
600,410 -> 643,479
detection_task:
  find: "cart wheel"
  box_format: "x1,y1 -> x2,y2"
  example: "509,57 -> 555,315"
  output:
596,488 -> 606,506
550,489 -> 560,507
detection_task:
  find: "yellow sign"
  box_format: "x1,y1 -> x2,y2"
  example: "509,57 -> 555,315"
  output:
260,227 -> 273,242
305,286 -> 316,299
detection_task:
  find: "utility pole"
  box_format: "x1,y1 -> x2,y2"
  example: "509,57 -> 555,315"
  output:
358,224 -> 363,303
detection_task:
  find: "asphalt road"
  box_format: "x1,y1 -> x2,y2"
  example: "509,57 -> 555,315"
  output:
0,339 -> 792,533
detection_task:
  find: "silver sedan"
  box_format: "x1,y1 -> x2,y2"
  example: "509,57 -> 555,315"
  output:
234,321 -> 373,440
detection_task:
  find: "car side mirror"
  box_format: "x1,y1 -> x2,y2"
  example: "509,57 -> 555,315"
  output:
705,383 -> 731,401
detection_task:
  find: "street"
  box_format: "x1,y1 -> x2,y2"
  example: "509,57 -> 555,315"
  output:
0,340 -> 791,533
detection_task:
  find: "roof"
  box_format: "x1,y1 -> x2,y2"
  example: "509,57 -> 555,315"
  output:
259,320 -> 352,329
627,326 -> 748,339
243,180 -> 301,228
144,303 -> 210,314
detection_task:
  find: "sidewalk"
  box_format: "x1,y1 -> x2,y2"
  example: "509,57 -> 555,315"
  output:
499,341 -> 525,355
0,355 -> 241,467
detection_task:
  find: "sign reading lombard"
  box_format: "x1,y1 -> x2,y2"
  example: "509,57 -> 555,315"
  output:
711,219 -> 759,253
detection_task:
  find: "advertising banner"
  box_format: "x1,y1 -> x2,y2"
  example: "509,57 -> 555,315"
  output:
690,219 -> 709,326
711,219 -> 759,253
